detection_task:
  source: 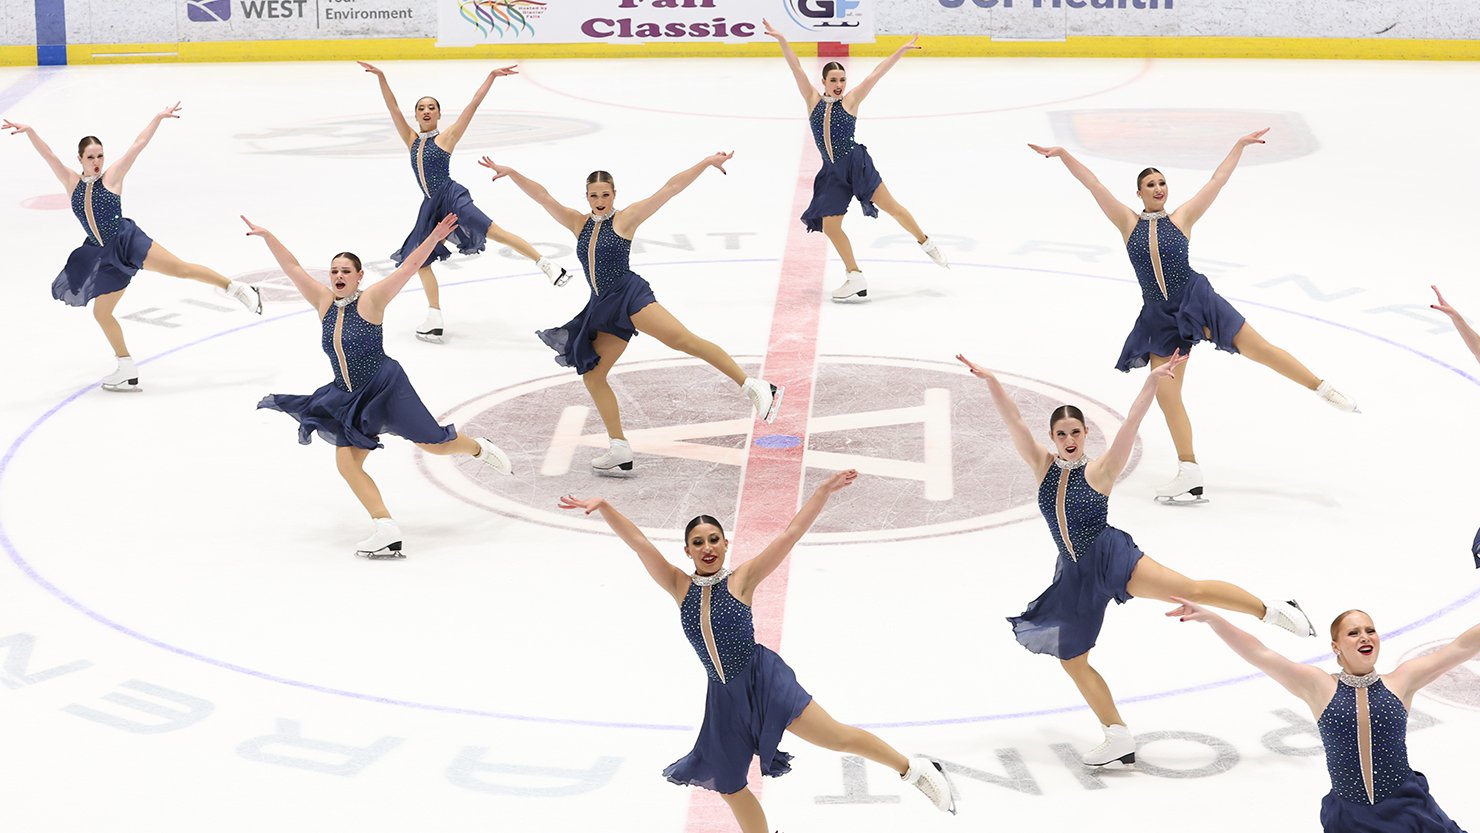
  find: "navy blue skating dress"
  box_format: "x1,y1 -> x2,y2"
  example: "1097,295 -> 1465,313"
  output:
662,570 -> 814,795
257,295 -> 456,450
1316,674 -> 1464,832
800,95 -> 882,232
1007,457 -> 1146,660
52,177 -> 156,306
1115,210 -> 1247,371
390,130 -> 494,270
536,213 -> 657,375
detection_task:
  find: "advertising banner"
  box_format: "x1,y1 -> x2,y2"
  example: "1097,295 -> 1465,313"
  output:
180,0 -> 431,41
437,0 -> 875,48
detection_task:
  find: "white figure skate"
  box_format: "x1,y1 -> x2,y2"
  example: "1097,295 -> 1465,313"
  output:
830,270 -> 867,302
101,357 -> 141,393
591,438 -> 634,475
902,756 -> 958,814
1081,724 -> 1136,767
416,308 -> 444,343
1263,599 -> 1317,637
741,377 -> 784,424
1154,461 -> 1207,505
355,518 -> 404,559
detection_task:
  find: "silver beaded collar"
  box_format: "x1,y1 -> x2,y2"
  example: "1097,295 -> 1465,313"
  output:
1140,210 -> 1168,220
333,291 -> 361,308
417,128 -> 440,140
591,209 -> 615,223
1053,455 -> 1089,470
1337,671 -> 1381,688
822,94 -> 842,103
691,567 -> 731,586
81,174 -> 101,185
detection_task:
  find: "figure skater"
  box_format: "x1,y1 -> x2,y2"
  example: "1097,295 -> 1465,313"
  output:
1028,132 -> 1357,502
4,105 -> 263,391
358,62 -> 571,343
1171,601 -> 1474,831
478,152 -> 783,474
1431,285 -> 1480,366
761,21 -> 947,302
557,470 -> 958,832
243,213 -> 512,558
957,351 -> 1316,766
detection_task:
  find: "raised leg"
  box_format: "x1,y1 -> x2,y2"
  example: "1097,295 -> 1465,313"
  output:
1059,651 -> 1125,728
1231,322 -> 1321,389
869,181 -> 927,244
91,289 -> 131,357
141,242 -> 230,290
718,787 -> 769,833
414,432 -> 479,457
485,219 -> 543,262
786,700 -> 909,774
334,446 -> 389,519
583,330 -> 631,440
1125,554 -> 1265,618
630,303 -> 748,385
820,214 -> 861,272
1148,351 -> 1196,463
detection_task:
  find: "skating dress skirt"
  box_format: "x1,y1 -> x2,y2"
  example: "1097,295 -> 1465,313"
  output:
53,177 -> 155,306
390,131 -> 493,270
536,214 -> 657,375
1316,676 -> 1465,832
800,95 -> 882,232
1115,211 -> 1247,371
1008,457 -> 1145,660
662,571 -> 814,795
257,297 -> 456,450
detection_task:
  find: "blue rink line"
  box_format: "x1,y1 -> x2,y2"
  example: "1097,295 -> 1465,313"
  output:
33,0 -> 66,66
1,258 -> 1477,732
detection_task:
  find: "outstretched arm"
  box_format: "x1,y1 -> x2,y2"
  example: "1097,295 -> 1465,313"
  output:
1169,598 -> 1335,718
2,120 -> 78,192
103,102 -> 181,191
1387,620 -> 1480,708
731,470 -> 857,599
1173,128 -> 1268,232
240,216 -> 333,313
619,152 -> 733,235
956,354 -> 1053,475
844,35 -> 919,108
442,65 -> 517,150
480,158 -> 586,235
1027,144 -> 1140,238
360,213 -> 458,313
1432,285 -> 1480,364
559,495 -> 690,603
760,19 -> 819,110
357,62 -> 415,146
1088,351 -> 1186,490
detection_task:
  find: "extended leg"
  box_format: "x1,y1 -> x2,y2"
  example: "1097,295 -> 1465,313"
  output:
1125,554 -> 1264,616
417,431 -> 513,475
786,700 -> 909,773
630,304 -> 747,385
1231,322 -> 1320,388
869,182 -> 927,244
485,219 -> 542,262
141,242 -> 230,289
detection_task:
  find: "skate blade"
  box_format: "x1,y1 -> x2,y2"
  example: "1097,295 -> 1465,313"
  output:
763,385 -> 785,424
1083,752 -> 1136,769
830,290 -> 868,303
592,461 -> 635,477
355,542 -> 405,560
935,761 -> 960,815
1154,495 -> 1208,506
101,379 -> 142,392
415,330 -> 445,344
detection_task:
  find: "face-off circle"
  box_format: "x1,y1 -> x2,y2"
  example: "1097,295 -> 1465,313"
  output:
421,355 -> 1132,544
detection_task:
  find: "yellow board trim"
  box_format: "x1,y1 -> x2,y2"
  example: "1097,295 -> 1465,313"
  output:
0,35 -> 1476,67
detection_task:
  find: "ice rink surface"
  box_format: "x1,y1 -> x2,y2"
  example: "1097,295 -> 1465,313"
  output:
1,54 -> 1479,832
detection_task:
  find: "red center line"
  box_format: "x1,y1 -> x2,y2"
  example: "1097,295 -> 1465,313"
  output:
681,105 -> 831,833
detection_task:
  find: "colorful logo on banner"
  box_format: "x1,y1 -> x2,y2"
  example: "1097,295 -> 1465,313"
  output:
186,0 -> 232,22
454,0 -> 546,39
782,0 -> 862,32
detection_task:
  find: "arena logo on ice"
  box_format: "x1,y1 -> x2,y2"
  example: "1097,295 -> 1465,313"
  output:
419,356 -> 1134,543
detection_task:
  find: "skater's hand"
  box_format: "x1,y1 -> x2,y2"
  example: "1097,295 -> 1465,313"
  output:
1027,143 -> 1065,159
432,213 -> 459,241
1147,349 -> 1187,383
558,495 -> 606,515
1431,285 -> 1463,320
1,119 -> 31,136
704,151 -> 734,174
478,156 -> 514,181
487,64 -> 519,78
357,61 -> 384,77
760,18 -> 786,42
955,353 -> 996,381
239,215 -> 272,238
817,469 -> 859,496
1166,596 -> 1219,624
155,102 -> 182,122
1236,128 -> 1270,147
896,34 -> 921,53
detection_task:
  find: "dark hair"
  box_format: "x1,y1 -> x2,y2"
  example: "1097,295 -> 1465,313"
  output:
1049,405 -> 1086,432
415,96 -> 441,110
684,515 -> 725,542
1136,167 -> 1163,189
1329,609 -> 1370,642
586,170 -> 614,188
77,135 -> 102,156
330,251 -> 363,271
821,61 -> 845,79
